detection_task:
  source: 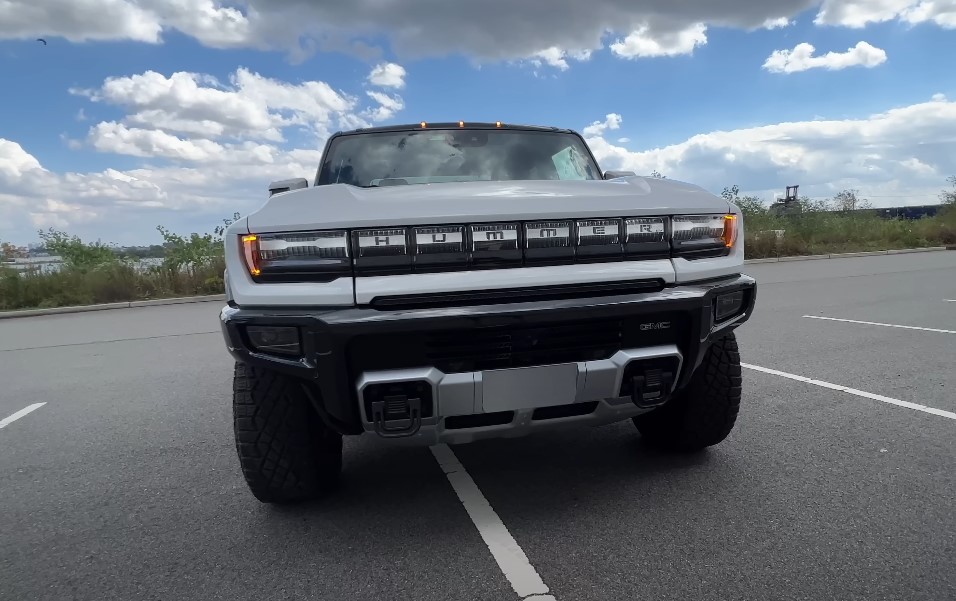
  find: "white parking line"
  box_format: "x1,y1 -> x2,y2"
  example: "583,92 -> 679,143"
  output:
0,403 -> 47,430
742,364 -> 956,421
430,443 -> 556,601
802,315 -> 956,334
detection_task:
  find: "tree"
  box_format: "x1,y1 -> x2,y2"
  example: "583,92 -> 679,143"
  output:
796,196 -> 832,213
1,241 -> 14,261
941,176 -> 956,205
721,185 -> 740,201
37,228 -> 118,270
156,226 -> 223,275
832,189 -> 871,212
155,213 -> 238,275
721,184 -> 767,217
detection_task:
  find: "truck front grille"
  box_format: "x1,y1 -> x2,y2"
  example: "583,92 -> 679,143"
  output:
425,320 -> 623,371
346,312 -> 686,374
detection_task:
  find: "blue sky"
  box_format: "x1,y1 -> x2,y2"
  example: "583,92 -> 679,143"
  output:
1,0 -> 954,246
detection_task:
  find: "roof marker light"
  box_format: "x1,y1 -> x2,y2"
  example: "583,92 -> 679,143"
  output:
459,120 -> 464,127
420,121 -> 427,128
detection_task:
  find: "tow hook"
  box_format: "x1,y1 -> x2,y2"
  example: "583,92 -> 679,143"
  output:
371,395 -> 423,438
630,368 -> 674,408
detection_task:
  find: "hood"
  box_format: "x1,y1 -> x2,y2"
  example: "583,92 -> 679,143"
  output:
245,176 -> 731,233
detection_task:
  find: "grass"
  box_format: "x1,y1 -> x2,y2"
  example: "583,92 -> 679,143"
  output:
742,210 -> 956,259
0,259 -> 225,311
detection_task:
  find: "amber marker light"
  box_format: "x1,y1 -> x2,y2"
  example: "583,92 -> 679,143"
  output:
241,234 -> 261,276
721,215 -> 738,248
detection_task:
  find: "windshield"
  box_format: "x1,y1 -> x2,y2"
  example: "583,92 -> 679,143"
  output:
316,128 -> 601,187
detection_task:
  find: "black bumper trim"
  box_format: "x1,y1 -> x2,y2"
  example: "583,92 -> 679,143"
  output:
220,273 -> 757,435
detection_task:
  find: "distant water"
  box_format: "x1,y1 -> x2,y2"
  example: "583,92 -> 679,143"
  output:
3,257 -> 165,274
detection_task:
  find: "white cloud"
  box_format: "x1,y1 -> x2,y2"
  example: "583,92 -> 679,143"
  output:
73,68 -> 363,143
762,16 -> 795,28
583,114 -> 623,137
85,123 -> 288,167
0,65 -> 413,244
583,95 -> 956,207
0,0 -> 162,43
7,1 -> 951,69
367,62 -> 407,88
364,91 -> 405,122
526,46 -> 594,70
610,23 -> 708,58
89,122 -> 225,161
150,0 -> 251,47
0,139 -> 45,178
0,0 -> 253,47
617,137 -> 631,143
0,0 -> 956,70
0,0 -> 889,67
900,0 -> 956,27
763,41 -> 887,73
815,0 -> 956,28
0,136 -> 326,245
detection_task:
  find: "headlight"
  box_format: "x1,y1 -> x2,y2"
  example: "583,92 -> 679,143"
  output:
241,230 -> 351,282
671,214 -> 737,257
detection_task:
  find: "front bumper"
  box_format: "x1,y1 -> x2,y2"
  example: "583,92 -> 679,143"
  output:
220,274 -> 756,440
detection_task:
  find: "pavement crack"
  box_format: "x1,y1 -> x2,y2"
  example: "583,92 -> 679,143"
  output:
0,330 -> 220,352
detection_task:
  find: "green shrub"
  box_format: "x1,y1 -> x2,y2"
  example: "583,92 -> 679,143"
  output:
0,218 -> 234,311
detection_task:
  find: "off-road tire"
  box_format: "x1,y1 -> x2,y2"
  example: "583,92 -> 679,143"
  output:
633,333 -> 742,452
233,362 -> 342,503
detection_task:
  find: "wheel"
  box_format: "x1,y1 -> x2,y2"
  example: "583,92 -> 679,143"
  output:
632,333 -> 742,452
232,361 -> 342,503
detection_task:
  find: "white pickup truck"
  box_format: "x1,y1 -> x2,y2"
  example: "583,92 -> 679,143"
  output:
219,121 -> 757,503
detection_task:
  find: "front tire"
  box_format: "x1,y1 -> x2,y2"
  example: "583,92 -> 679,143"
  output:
233,362 -> 342,503
633,333 -> 742,452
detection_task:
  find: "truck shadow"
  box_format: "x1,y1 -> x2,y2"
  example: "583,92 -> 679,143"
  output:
238,421 -> 740,597
263,420 -> 721,523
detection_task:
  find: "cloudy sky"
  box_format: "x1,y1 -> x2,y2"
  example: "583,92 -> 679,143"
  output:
1,0 -> 954,246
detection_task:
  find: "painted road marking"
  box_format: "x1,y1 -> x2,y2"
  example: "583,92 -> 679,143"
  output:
0,403 -> 47,430
430,443 -> 556,601
742,363 -> 956,421
802,315 -> 956,335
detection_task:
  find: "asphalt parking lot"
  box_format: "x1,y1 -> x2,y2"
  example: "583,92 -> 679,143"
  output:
1,252 -> 954,601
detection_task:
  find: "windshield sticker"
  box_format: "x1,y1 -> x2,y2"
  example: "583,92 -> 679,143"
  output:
552,146 -> 589,180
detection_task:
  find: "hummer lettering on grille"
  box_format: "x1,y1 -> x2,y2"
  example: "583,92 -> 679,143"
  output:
486,231 -> 504,240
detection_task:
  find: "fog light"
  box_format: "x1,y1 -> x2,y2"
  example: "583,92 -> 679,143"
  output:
714,291 -> 745,322
245,326 -> 301,357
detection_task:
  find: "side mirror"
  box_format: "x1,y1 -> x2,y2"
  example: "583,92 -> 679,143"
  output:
268,177 -> 308,197
604,170 -> 636,180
